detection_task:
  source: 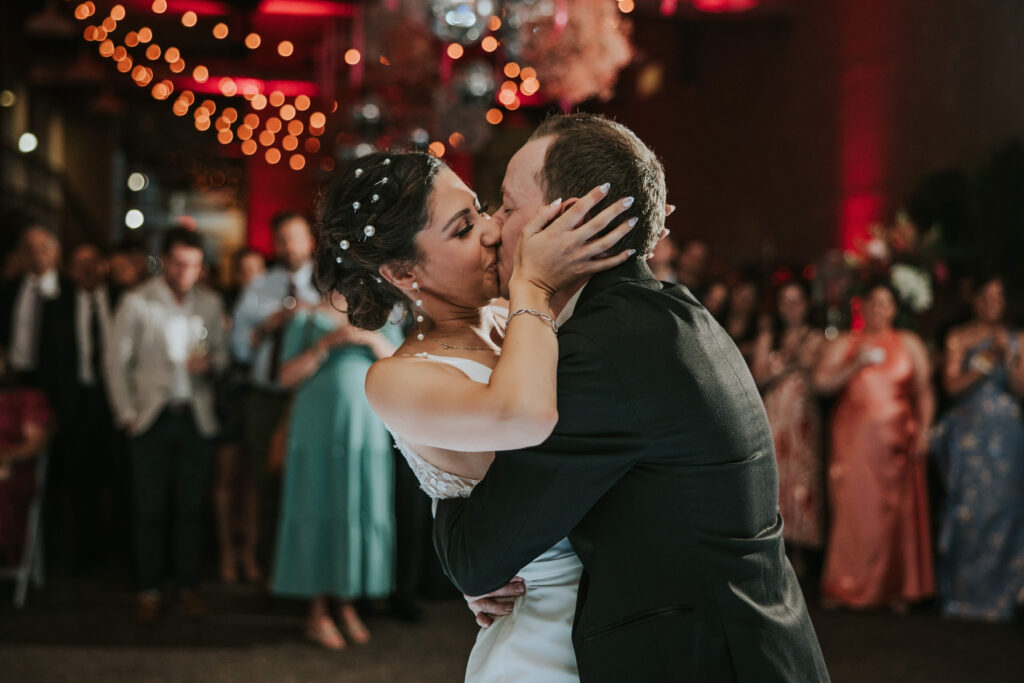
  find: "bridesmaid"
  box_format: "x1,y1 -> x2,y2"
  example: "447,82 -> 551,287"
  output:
272,292 -> 401,649
751,281 -> 826,577
933,277 -> 1024,621
813,283 -> 936,610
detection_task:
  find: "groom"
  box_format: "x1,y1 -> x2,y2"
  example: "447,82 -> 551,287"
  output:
433,114 -> 829,682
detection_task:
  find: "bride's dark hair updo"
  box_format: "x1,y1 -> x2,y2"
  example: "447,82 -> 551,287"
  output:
315,151 -> 443,330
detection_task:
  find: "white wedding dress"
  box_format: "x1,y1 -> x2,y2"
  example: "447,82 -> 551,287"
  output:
388,353 -> 582,683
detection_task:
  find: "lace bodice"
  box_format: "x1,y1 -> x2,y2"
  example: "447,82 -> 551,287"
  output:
387,353 -> 492,501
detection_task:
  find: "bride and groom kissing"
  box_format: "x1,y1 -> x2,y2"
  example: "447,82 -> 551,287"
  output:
315,113 -> 829,682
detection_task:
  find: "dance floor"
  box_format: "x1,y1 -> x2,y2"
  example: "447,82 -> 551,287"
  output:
0,576 -> 1021,682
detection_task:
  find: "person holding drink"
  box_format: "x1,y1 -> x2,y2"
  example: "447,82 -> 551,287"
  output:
812,283 -> 936,611
106,226 -> 228,622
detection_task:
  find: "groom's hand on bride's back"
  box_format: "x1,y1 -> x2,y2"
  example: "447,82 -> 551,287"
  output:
464,577 -> 526,629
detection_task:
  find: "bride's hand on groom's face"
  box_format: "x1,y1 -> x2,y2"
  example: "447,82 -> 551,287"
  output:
512,183 -> 639,298
464,577 -> 526,629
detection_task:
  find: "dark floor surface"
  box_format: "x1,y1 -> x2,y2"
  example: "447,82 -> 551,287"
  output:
0,576 -> 1021,682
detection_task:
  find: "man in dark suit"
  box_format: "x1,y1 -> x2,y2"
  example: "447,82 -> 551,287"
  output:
38,244 -> 127,571
433,114 -> 829,682
0,225 -> 68,390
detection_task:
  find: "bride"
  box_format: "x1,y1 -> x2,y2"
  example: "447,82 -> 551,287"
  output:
314,151 -> 635,681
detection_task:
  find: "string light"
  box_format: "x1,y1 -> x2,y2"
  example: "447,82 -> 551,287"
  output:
137,27 -> 152,43
294,95 -> 310,111
344,49 -> 360,65
265,116 -> 282,133
212,23 -> 228,39
258,130 -> 275,146
281,135 -> 298,151
181,11 -> 198,28
309,112 -> 326,128
245,33 -> 261,49
481,36 -> 498,52
488,16 -> 501,31
265,148 -> 281,164
447,43 -> 464,59
241,139 -> 257,155
277,41 -> 294,57
289,154 -> 305,171
268,91 -> 285,107
243,113 -> 259,128
193,65 -> 209,83
504,62 -> 521,78
124,30 -> 138,46
280,104 -> 296,121
486,108 -> 503,125
145,44 -> 161,60
287,119 -> 304,136
151,0 -> 167,13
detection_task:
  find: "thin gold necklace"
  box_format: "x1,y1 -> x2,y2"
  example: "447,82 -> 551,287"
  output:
431,339 -> 494,351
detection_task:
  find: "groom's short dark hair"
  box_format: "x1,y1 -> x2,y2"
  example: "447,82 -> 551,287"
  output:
530,113 -> 666,258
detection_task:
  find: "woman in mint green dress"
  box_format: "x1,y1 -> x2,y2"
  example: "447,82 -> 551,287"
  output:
272,293 -> 402,649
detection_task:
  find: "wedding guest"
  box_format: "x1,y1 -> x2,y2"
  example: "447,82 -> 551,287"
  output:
814,283 -> 935,610
723,272 -> 763,362
0,350 -> 54,566
271,292 -> 400,649
212,247 -> 266,583
0,225 -> 67,388
702,279 -> 730,321
39,244 -> 126,571
751,281 -> 826,577
231,211 -> 319,577
107,239 -> 150,298
675,238 -> 708,297
647,235 -> 678,282
933,277 -> 1024,621
105,227 -> 228,622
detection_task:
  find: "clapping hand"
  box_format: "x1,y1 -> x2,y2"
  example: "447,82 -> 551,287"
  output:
464,577 -> 526,629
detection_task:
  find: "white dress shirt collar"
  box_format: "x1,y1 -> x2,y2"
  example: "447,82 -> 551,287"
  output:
28,269 -> 60,298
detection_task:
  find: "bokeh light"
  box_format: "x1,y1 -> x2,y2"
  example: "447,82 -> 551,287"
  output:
212,23 -> 228,39
344,49 -> 361,65
485,108 -> 503,125
181,11 -> 198,28
289,154 -> 305,171
277,41 -> 294,57
244,33 -> 261,49
265,148 -> 281,164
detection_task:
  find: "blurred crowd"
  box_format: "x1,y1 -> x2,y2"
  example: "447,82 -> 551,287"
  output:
0,215 -> 443,649
0,219 -> 1022,657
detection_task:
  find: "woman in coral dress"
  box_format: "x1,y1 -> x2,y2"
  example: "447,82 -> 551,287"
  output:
813,284 -> 935,609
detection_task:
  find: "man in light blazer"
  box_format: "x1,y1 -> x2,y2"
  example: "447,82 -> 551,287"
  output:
106,227 -> 228,622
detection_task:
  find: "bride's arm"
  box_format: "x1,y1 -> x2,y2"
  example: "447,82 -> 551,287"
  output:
366,185 -> 637,453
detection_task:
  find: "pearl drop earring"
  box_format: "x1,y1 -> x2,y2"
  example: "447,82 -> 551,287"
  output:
412,282 -> 424,341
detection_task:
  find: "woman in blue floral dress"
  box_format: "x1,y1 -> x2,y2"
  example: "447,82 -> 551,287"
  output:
934,277 -> 1024,621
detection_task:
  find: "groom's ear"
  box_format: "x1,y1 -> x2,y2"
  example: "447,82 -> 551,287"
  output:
379,263 -> 414,291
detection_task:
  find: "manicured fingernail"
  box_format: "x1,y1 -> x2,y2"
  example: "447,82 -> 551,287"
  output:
549,197 -> 563,208
622,196 -> 635,208
599,182 -> 611,194
664,229 -> 671,237
667,204 -> 677,215
627,217 -> 638,227
627,249 -> 637,256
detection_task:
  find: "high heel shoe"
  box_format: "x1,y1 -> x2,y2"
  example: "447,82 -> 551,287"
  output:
305,615 -> 346,650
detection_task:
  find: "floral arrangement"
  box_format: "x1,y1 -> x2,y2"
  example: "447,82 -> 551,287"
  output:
514,0 -> 634,105
843,211 -> 946,326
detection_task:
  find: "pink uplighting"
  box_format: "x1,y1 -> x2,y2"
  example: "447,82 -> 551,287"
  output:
692,0 -> 758,12
257,0 -> 357,17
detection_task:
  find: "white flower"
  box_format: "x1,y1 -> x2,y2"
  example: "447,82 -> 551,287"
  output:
890,263 -> 933,312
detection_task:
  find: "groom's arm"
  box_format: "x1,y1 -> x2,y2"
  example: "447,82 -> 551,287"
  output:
433,331 -> 644,596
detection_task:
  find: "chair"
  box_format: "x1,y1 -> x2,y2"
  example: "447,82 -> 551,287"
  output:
0,450 -> 48,608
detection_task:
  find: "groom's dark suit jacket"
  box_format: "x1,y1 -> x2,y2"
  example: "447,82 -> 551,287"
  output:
434,260 -> 829,682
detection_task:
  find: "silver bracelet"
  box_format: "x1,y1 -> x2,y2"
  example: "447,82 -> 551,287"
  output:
507,308 -> 558,333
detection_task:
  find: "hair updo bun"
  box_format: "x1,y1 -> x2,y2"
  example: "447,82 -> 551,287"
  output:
314,151 -> 442,330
